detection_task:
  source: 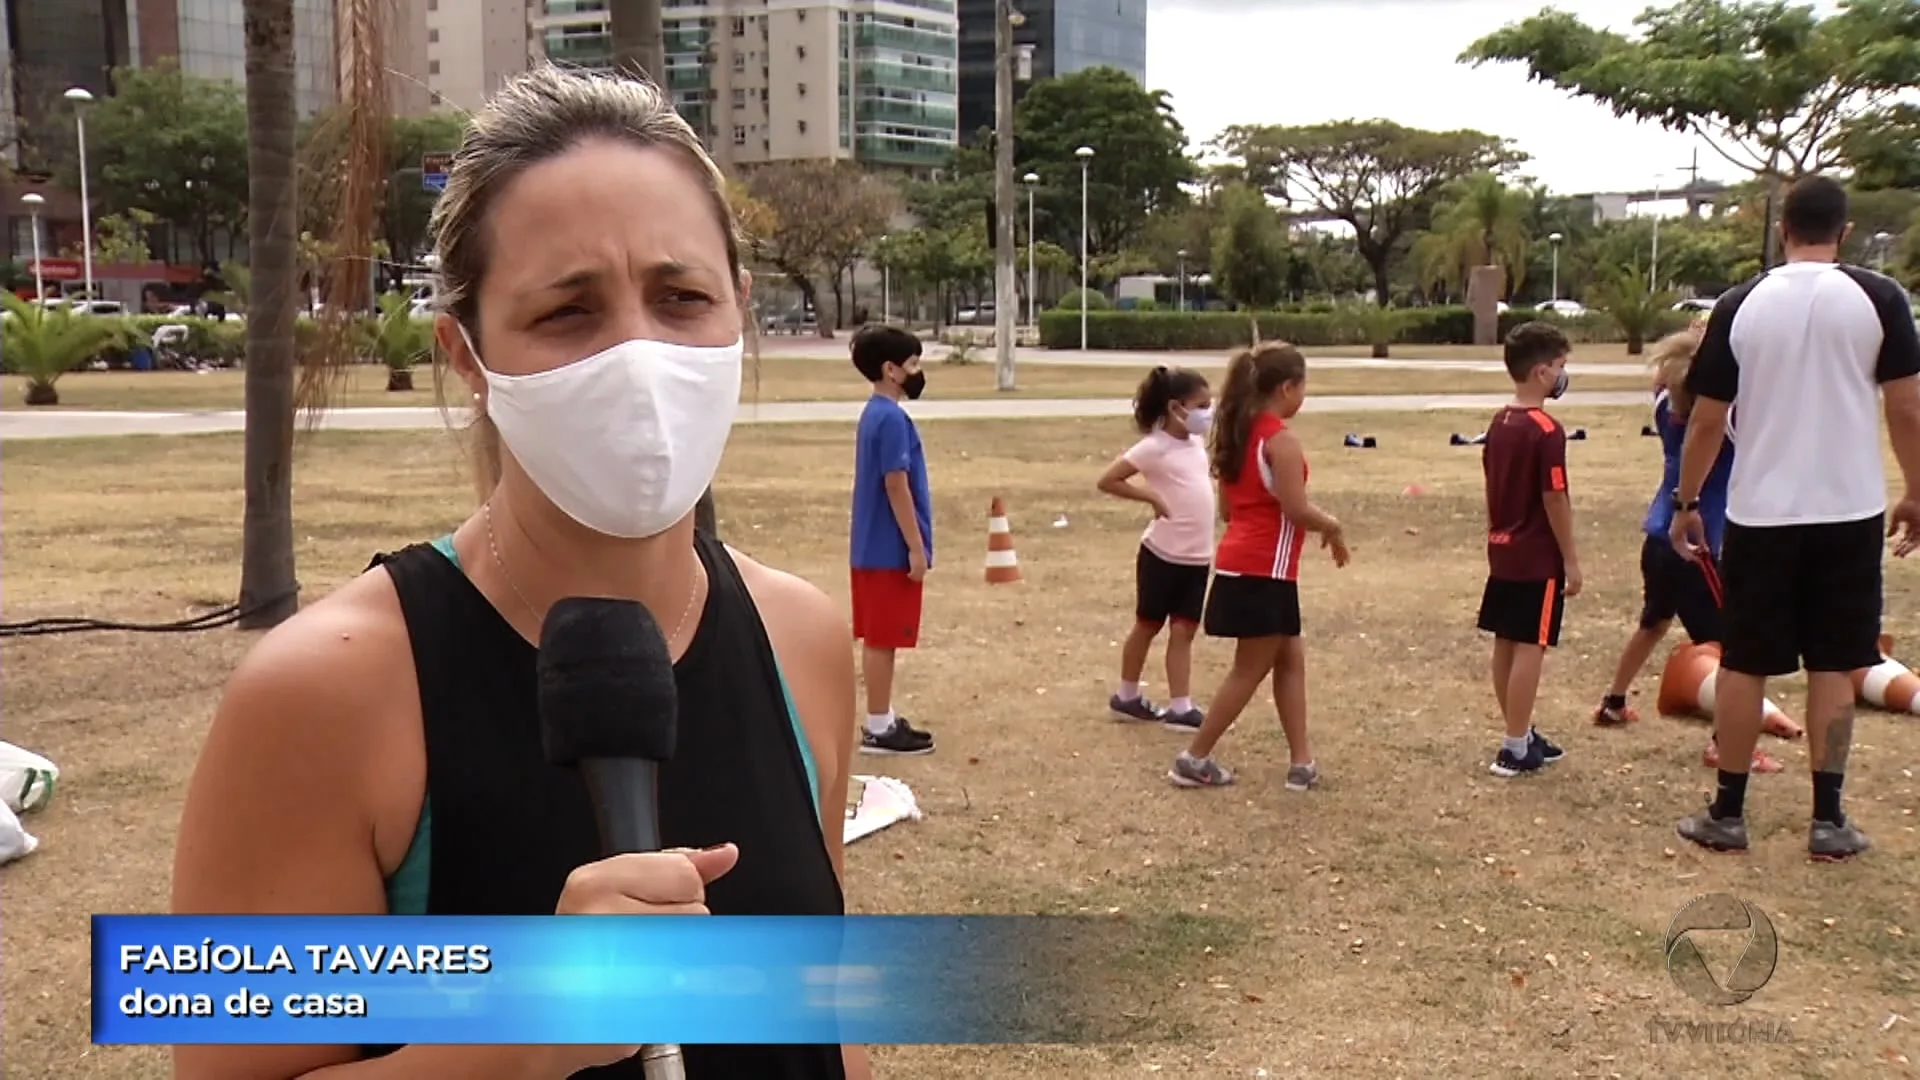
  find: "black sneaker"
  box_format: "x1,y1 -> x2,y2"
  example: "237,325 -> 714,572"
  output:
1530,728 -> 1566,764
1489,739 -> 1546,778
861,717 -> 934,756
1109,694 -> 1165,723
1160,707 -> 1204,732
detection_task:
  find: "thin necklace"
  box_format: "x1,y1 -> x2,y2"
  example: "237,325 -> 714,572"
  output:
482,500 -> 704,644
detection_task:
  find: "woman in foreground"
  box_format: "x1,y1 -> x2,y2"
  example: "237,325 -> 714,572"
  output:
170,66 -> 868,1080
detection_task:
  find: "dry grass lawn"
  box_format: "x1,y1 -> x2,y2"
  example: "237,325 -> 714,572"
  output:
3,409 -> 1917,1079
0,359 -> 1653,413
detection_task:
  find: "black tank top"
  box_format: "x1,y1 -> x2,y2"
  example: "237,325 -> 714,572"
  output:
367,532 -> 848,1079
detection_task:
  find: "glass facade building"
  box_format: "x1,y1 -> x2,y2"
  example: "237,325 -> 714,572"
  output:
956,0 -> 1145,142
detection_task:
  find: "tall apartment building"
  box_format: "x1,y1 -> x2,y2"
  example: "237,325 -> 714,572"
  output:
386,0 -> 533,117
955,0 -> 1146,142
529,0 -> 959,173
134,0 -> 338,118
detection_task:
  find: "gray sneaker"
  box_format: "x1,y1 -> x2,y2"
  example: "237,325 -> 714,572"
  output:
1285,762 -> 1320,791
1168,753 -> 1234,788
1676,808 -> 1749,852
1110,694 -> 1164,722
1808,819 -> 1872,861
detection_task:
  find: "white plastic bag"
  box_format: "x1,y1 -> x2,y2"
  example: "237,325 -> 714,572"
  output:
0,801 -> 38,865
843,775 -> 923,846
0,741 -> 58,814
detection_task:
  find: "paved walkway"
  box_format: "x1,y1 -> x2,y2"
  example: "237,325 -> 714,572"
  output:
0,390 -> 1652,441
756,336 -> 1648,376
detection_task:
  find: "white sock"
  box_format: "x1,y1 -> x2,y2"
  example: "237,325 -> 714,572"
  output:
1169,696 -> 1194,714
864,711 -> 896,737
1502,734 -> 1530,758
1117,681 -> 1141,701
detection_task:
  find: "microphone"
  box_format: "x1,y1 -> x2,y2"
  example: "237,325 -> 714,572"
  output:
538,596 -> 686,1080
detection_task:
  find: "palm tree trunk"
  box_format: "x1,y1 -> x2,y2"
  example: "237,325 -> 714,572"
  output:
609,0 -> 665,82
237,0 -> 301,630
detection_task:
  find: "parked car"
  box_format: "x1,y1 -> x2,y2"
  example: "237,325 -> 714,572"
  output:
1538,299 -> 1587,317
1673,297 -> 1717,314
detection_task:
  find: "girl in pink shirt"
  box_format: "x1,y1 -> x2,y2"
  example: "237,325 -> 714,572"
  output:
1096,366 -> 1217,729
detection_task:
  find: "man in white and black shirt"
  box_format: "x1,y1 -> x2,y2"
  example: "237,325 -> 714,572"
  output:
1670,175 -> 1920,860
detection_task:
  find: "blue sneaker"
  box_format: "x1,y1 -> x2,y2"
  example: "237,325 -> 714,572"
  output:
1530,728 -> 1565,764
1490,739 -> 1546,778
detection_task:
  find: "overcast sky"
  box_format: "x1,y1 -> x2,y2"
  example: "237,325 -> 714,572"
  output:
1141,0 -> 1841,203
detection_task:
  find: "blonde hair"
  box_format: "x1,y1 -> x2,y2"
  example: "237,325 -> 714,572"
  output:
428,65 -> 753,497
1646,324 -> 1705,416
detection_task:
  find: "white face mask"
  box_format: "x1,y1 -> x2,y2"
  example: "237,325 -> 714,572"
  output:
1182,406 -> 1213,438
462,325 -> 743,539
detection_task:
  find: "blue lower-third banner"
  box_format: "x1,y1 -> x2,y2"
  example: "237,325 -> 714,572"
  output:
93,914 -> 1172,1045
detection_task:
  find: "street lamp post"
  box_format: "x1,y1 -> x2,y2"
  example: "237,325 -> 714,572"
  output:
64,87 -> 96,304
1875,231 -> 1893,271
1176,248 -> 1187,312
876,234 -> 890,324
1548,232 -> 1562,302
1023,171 -> 1039,328
1649,172 -> 1663,291
20,193 -> 45,301
1076,145 -> 1094,351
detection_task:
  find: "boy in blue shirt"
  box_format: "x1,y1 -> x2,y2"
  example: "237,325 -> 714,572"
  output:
1591,325 -> 1781,772
849,326 -> 937,755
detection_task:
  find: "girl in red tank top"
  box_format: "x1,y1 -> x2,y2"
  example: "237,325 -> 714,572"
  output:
1168,344 -> 1350,792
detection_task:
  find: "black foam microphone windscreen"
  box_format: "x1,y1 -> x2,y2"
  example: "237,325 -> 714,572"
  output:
537,596 -> 679,767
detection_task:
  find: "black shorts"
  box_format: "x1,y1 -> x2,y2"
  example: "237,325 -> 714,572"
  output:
1477,576 -> 1566,648
1135,545 -> 1209,626
1719,514 -> 1884,676
1638,534 -> 1724,644
1202,573 -> 1301,639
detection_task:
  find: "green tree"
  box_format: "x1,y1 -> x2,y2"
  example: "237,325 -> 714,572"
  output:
383,113 -> 466,273
372,291 -> 433,392
66,209 -> 156,265
1014,66 -> 1195,258
1587,265 -> 1679,354
1210,184 -> 1290,310
238,0 -> 302,630
1411,172 -> 1532,300
1,293 -> 119,405
746,160 -> 897,335
1462,0 -> 1920,264
61,64 -> 249,264
1215,120 -> 1521,305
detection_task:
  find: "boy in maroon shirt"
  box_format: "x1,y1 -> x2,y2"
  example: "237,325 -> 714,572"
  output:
1478,322 -> 1582,777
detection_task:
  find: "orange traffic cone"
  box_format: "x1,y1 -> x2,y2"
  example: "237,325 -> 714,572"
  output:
1852,633 -> 1920,714
984,496 -> 1023,584
1656,642 -> 1804,738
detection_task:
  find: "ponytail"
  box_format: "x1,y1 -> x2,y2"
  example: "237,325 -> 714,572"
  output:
1132,366 -> 1173,434
1209,343 -> 1306,482
1132,365 -> 1211,434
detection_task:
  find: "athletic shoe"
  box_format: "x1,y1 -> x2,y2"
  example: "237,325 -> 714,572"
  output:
1489,740 -> 1546,778
1676,808 -> 1749,852
1530,728 -> 1566,764
1284,762 -> 1320,792
1592,700 -> 1640,726
1109,694 -> 1164,723
1808,819 -> 1872,861
1160,707 -> 1204,732
1167,753 -> 1234,788
1701,741 -> 1784,773
860,717 -> 934,756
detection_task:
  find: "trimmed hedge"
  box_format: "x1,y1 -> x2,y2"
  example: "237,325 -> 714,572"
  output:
1036,305 -> 1698,351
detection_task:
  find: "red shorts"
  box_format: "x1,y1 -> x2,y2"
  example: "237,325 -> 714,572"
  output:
850,568 -> 923,649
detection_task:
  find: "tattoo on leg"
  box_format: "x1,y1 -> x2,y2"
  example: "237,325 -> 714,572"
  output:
1822,705 -> 1855,774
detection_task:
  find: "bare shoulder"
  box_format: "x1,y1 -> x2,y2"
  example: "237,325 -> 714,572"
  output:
173,565 -> 425,913
730,547 -> 846,638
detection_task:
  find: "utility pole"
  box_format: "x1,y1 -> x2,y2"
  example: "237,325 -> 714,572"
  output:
992,0 -> 1018,391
